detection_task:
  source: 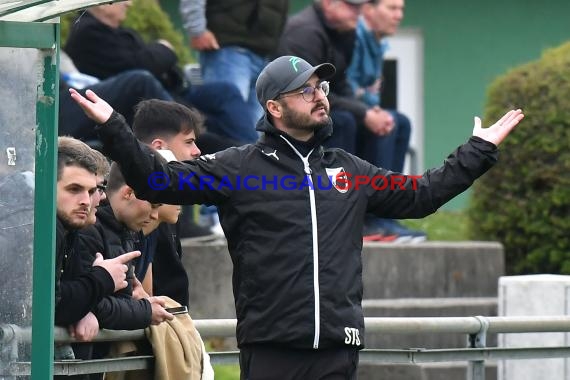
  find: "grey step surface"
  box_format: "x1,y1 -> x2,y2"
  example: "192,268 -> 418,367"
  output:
182,240 -> 504,319
358,362 -> 497,380
361,241 -> 504,299
182,239 -> 236,319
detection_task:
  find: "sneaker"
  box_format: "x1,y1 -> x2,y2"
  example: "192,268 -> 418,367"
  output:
199,204 -> 218,228
362,216 -> 399,243
363,233 -> 399,243
363,216 -> 427,244
382,219 -> 427,243
209,213 -> 225,238
199,205 -> 226,238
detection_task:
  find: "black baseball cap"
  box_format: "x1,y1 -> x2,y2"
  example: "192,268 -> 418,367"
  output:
256,55 -> 336,108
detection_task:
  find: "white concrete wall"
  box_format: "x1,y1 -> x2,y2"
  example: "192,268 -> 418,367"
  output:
384,28 -> 424,174
499,275 -> 570,380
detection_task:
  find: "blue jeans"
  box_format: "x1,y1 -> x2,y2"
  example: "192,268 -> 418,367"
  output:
326,110 -> 357,153
358,110 -> 411,172
181,81 -> 256,145
328,109 -> 411,172
200,46 -> 266,142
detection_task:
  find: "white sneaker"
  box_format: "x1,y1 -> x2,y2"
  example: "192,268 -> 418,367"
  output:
210,221 -> 225,237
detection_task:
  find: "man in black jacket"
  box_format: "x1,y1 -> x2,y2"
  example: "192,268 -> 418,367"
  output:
55,138 -> 143,380
70,56 -> 524,379
55,137 -> 138,329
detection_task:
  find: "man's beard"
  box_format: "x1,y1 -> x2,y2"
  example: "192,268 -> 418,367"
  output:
58,209 -> 88,230
281,101 -> 331,131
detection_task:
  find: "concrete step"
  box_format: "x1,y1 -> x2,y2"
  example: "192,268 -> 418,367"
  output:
181,240 -> 504,320
358,362 -> 497,380
182,240 -> 236,319
363,297 -> 498,349
361,241 -> 504,299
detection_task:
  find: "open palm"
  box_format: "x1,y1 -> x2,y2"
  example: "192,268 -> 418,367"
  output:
69,88 -> 114,125
472,109 -> 524,146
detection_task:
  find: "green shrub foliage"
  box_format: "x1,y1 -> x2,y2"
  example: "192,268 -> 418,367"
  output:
468,42 -> 570,274
61,0 -> 193,65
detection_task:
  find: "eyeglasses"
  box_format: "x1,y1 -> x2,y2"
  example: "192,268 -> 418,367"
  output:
277,81 -> 330,103
96,183 -> 107,195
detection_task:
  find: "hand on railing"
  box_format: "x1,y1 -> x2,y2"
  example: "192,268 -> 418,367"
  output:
69,312 -> 99,342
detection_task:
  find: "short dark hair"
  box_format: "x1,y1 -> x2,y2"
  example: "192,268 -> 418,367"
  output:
106,162 -> 127,195
91,149 -> 111,178
57,136 -> 98,180
132,99 -> 204,143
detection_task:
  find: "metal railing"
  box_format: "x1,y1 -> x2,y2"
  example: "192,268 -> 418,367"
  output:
3,316 -> 570,379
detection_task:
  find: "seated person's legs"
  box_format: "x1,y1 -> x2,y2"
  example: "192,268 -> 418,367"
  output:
182,81 -> 258,144
325,109 -> 357,154
357,111 -> 410,171
386,110 -> 412,173
59,70 -> 172,145
357,113 -> 426,243
196,132 -> 241,155
200,47 -> 266,130
101,70 -> 173,125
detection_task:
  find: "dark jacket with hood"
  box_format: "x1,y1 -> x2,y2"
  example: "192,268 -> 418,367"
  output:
54,217 -> 115,327
77,204 -> 152,329
96,111 -> 499,349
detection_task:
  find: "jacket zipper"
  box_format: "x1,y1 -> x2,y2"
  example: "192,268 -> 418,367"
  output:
279,137 -> 321,349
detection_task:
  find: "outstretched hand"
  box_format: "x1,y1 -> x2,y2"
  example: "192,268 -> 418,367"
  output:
69,88 -> 114,125
472,109 -> 524,146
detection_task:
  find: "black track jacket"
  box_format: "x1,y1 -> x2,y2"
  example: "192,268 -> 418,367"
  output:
96,112 -> 498,349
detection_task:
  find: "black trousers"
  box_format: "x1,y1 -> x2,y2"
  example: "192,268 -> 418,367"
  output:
239,345 -> 359,380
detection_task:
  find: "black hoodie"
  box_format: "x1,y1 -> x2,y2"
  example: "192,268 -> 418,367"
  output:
77,204 -> 152,329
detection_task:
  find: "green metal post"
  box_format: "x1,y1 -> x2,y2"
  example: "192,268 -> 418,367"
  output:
30,22 -> 59,380
0,19 -> 59,380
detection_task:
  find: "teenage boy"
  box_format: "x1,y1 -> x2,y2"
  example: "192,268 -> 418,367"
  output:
131,99 -> 202,306
77,162 -> 173,330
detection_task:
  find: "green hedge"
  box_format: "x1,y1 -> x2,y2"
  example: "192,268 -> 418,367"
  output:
468,42 -> 570,274
61,0 -> 193,65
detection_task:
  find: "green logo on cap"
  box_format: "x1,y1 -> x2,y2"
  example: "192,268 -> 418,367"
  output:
289,57 -> 301,72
